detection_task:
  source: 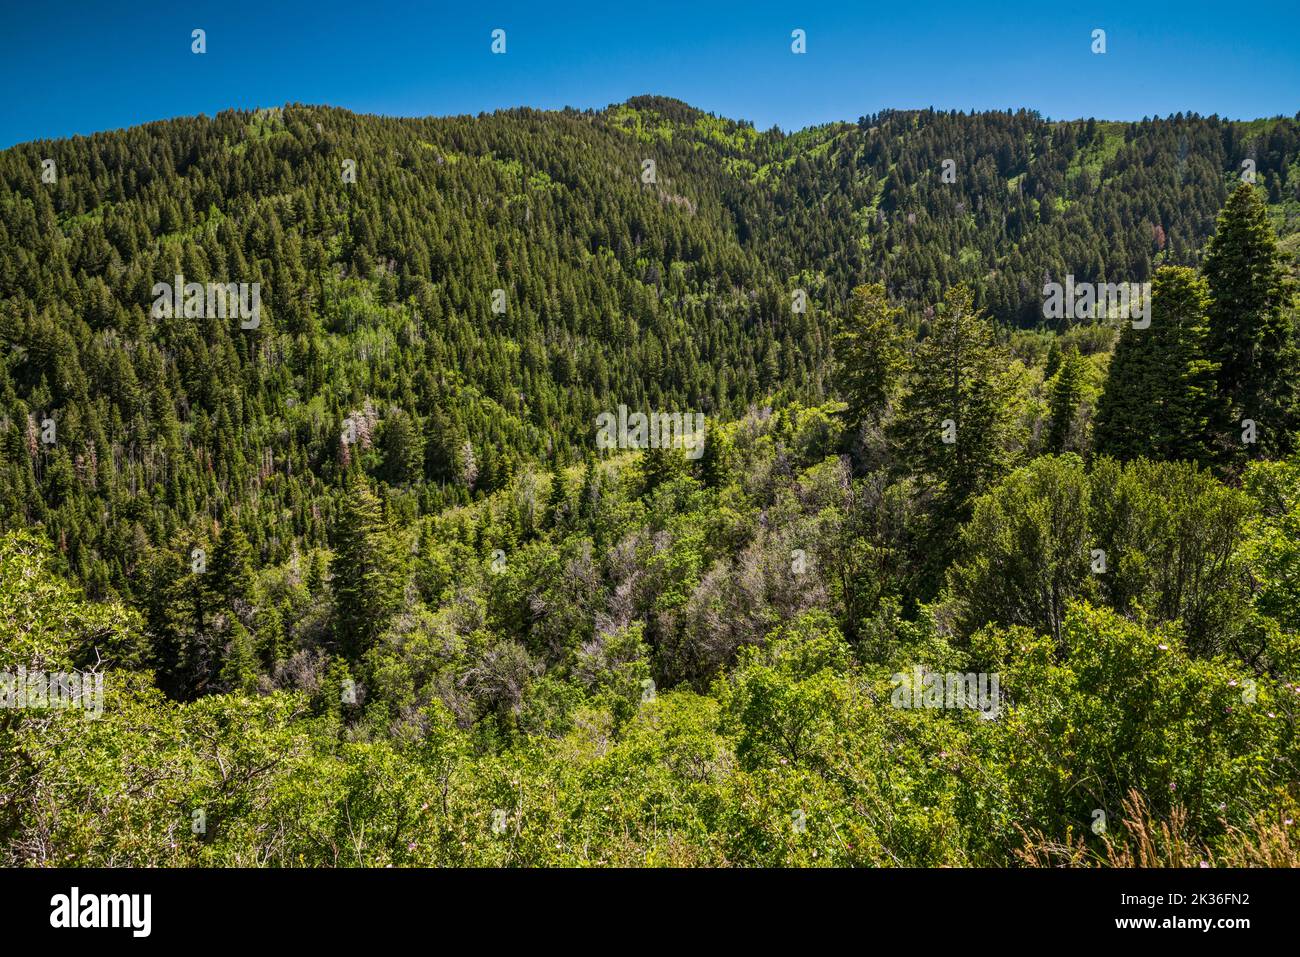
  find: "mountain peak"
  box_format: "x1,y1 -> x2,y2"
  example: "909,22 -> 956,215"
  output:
616,95 -> 708,123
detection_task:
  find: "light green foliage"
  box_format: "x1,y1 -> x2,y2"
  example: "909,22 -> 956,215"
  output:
1239,456 -> 1300,671
979,603 -> 1294,847
2,525 -> 1295,866
0,530 -> 141,672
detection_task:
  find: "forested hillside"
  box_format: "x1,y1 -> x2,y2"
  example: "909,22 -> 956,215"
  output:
2,100 -> 1299,866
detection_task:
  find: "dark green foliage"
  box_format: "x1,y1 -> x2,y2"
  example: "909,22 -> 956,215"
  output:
1093,266 -> 1221,465
210,522 -> 254,608
331,475 -> 404,659
697,420 -> 732,489
1046,347 -> 1086,453
377,409 -> 425,487
833,283 -> 905,432
893,282 -> 1023,573
1203,184 -> 1300,461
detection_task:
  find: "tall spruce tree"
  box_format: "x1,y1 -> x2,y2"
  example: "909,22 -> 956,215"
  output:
378,409 -> 426,486
331,475 -> 404,660
1203,183 -> 1299,461
697,421 -> 732,489
218,620 -> 260,694
545,468 -> 569,527
1094,266 -> 1220,466
833,283 -> 905,432
209,522 -> 254,609
894,283 -> 1019,511
640,440 -> 682,495
1046,346 -> 1087,455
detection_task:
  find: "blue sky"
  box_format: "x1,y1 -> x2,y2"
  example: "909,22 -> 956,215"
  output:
2,0 -> 1297,147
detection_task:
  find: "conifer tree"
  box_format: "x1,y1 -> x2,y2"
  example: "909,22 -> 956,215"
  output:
256,603 -> 286,669
219,620 -> 260,694
833,283 -> 905,431
546,469 -> 568,527
578,453 -> 600,524
1094,266 -> 1220,466
640,441 -> 681,495
1044,340 -> 1063,380
210,522 -> 254,609
1202,184 -> 1299,460
1046,347 -> 1086,454
698,421 -> 732,489
894,283 -> 1019,511
331,475 -> 404,659
378,409 -> 425,485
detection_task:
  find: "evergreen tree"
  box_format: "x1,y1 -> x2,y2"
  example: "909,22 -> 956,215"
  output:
545,469 -> 568,527
578,453 -> 600,524
219,620 -> 260,694
378,409 -> 425,486
209,522 -> 254,609
698,421 -> 732,489
894,283 -> 1019,511
1044,340 -> 1063,380
256,603 -> 286,669
331,475 -> 404,659
1094,266 -> 1220,466
1046,347 -> 1086,454
305,550 -> 328,595
1202,184 -> 1299,461
640,441 -> 682,495
833,283 -> 905,431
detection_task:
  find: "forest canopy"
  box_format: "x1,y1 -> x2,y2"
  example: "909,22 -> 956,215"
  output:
1,100 -> 1299,866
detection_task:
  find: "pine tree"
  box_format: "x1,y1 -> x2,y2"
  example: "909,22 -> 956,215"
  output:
1044,340 -> 1063,380
1094,266 -> 1220,466
578,453 -> 600,523
378,409 -> 425,485
833,283 -> 905,431
142,549 -> 190,698
331,475 -> 404,659
1092,313 -> 1157,463
1202,184 -> 1299,461
894,283 -> 1019,511
640,441 -> 681,495
209,522 -> 254,608
546,468 -> 568,527
256,603 -> 286,669
1046,347 -> 1086,454
305,549 -> 328,595
698,421 -> 732,489
219,620 -> 259,694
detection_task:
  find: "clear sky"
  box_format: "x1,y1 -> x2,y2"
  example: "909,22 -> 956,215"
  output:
2,0 -> 1297,148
